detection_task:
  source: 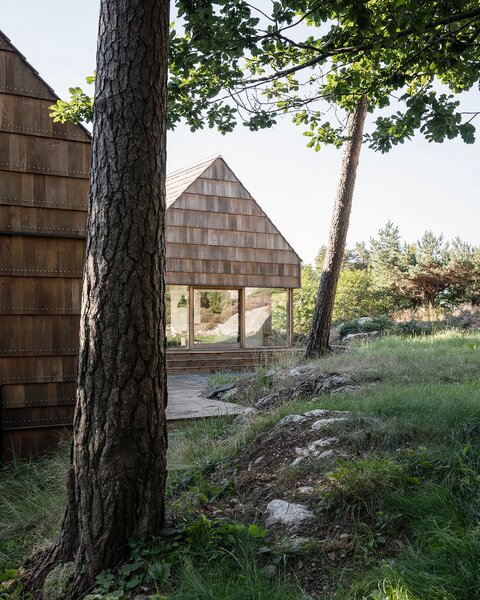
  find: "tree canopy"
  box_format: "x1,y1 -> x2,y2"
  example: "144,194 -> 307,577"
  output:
52,1 -> 480,152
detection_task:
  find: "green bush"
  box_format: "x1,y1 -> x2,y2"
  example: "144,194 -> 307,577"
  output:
333,269 -> 398,323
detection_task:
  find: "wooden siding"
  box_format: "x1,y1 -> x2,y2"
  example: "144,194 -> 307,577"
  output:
0,33 -> 88,460
0,132 -> 91,178
166,156 -> 301,288
0,172 -> 89,210
0,94 -> 91,142
0,31 -> 301,460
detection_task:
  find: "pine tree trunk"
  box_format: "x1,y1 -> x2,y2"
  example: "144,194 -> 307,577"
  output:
24,0 -> 169,595
305,96 -> 367,358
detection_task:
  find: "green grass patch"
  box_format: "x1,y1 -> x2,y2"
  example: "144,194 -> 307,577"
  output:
0,445 -> 69,570
1,330 -> 480,598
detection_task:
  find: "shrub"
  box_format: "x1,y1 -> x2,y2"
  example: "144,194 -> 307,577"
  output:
333,269 -> 398,323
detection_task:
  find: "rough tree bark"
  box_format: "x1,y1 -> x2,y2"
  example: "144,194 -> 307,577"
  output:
24,0 -> 169,596
305,96 -> 367,358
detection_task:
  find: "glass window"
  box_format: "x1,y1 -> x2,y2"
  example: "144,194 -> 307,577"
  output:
245,288 -> 289,347
166,286 -> 189,348
193,289 -> 240,347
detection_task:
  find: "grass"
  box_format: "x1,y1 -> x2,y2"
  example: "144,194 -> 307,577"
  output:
294,332 -> 480,599
0,444 -> 69,569
1,330 -> 480,599
316,330 -> 480,386
168,546 -> 306,600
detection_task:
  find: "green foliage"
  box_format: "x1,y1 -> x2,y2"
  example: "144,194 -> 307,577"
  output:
369,223 -> 480,309
333,270 -> 396,323
84,515 -> 272,600
338,317 -> 441,339
293,264 -> 319,335
0,569 -> 31,599
50,2 -> 479,151
1,332 -> 480,599
293,226 -> 480,338
323,456 -> 410,519
200,290 -> 224,314
294,263 -> 397,335
50,75 -> 95,124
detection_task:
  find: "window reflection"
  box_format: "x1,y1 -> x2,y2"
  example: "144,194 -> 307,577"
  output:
166,286 -> 189,348
193,289 -> 240,347
245,288 -> 289,347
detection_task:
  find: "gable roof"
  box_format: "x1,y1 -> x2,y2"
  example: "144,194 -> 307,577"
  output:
0,29 -> 91,140
166,154 -> 221,207
165,155 -> 302,268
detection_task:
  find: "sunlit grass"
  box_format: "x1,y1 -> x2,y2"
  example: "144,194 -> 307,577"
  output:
1,330 -> 479,598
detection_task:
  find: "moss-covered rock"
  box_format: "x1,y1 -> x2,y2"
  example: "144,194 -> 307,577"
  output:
43,562 -> 75,600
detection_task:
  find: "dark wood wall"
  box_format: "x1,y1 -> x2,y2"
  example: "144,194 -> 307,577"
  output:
0,31 -> 90,460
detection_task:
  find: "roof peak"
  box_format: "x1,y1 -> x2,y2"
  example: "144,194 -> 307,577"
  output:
166,155 -> 226,207
167,154 -> 222,178
0,28 -> 92,139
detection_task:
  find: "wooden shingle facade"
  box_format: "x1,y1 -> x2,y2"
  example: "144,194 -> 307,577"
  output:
0,32 -> 301,459
166,156 -> 300,289
0,31 -> 90,459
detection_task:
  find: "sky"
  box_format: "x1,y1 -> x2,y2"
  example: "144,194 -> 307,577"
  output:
3,1 -> 479,264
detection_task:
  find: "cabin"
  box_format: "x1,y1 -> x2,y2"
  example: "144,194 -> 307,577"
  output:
0,30 -> 91,460
164,155 -> 301,372
0,31 -> 301,460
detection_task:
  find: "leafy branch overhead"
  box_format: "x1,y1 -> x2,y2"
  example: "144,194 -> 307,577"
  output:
51,1 -> 480,151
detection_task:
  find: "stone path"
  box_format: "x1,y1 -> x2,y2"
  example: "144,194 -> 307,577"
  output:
166,374 -> 245,421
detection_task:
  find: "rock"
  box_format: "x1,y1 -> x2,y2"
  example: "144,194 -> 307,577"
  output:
330,344 -> 349,352
330,385 -> 362,395
305,408 -> 349,418
255,392 -> 282,409
307,438 -> 338,452
205,382 -> 237,399
275,414 -> 307,428
292,437 -> 338,465
297,486 -> 315,495
292,379 -> 315,399
261,564 -> 277,577
233,407 -> 257,428
221,387 -> 239,401
276,536 -> 311,554
303,409 -> 331,417
265,500 -> 314,529
343,331 -> 379,343
317,449 -> 335,458
314,374 -> 352,393
253,455 -> 265,465
357,316 -> 374,324
275,363 -> 318,382
311,417 -> 348,430
264,368 -> 278,379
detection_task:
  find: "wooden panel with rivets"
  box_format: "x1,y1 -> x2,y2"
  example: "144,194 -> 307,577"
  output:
0,32 -> 89,460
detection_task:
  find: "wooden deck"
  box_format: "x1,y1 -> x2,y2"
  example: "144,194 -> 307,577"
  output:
166,374 -> 245,420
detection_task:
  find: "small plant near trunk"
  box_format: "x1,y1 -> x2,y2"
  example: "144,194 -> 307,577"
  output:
84,516 -> 269,600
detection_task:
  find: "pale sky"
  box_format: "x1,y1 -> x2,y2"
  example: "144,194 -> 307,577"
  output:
3,1 -> 479,264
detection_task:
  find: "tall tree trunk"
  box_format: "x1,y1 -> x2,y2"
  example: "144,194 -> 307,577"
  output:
305,96 -> 367,358
24,0 -> 169,595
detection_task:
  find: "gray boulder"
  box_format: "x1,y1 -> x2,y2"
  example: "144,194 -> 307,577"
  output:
275,414 -> 307,428
265,500 -> 314,530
